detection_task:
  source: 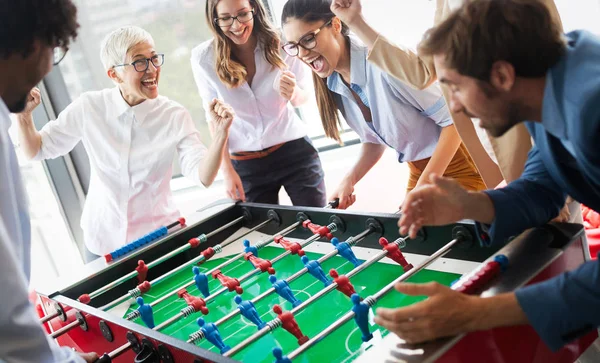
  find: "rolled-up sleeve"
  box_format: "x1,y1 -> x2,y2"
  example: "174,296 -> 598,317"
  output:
483,145 -> 565,245
32,99 -> 84,161
175,109 -> 208,187
516,256 -> 600,351
367,34 -> 436,90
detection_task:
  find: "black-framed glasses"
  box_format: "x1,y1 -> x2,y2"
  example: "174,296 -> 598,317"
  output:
215,9 -> 255,27
53,45 -> 68,66
282,19 -> 333,57
113,54 -> 165,72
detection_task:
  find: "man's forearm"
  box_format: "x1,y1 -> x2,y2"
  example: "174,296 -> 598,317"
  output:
16,113 -> 42,159
472,292 -> 529,331
463,191 -> 496,224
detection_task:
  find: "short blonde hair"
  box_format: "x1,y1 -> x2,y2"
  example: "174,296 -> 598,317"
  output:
100,26 -> 154,72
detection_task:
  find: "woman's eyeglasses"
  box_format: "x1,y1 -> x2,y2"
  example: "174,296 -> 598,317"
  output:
113,54 -> 165,73
215,9 -> 255,27
282,19 -> 333,57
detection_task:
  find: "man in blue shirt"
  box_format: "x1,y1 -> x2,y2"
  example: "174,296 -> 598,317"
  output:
375,0 -> 600,352
0,0 -> 97,361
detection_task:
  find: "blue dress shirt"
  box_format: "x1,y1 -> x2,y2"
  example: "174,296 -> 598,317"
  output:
481,31 -> 600,351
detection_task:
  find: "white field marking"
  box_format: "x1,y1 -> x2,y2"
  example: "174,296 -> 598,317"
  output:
340,328 -> 384,363
345,326 -> 360,356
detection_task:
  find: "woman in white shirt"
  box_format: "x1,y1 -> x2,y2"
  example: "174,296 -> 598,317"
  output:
281,0 -> 485,209
191,0 -> 326,207
15,26 -> 233,258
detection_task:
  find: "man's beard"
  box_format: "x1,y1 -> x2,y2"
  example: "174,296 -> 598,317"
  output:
7,94 -> 27,113
484,104 -> 521,138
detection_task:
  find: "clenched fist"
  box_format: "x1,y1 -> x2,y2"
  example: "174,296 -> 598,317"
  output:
20,87 -> 42,115
209,98 -> 234,136
331,0 -> 363,27
277,70 -> 297,101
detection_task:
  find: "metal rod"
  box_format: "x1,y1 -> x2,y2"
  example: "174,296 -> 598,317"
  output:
203,225 -> 333,305
223,322 -> 272,357
99,217 -> 251,311
191,228 -> 374,342
205,216 -> 246,239
90,216 -> 246,306
286,237 -> 460,360
287,311 -> 355,360
224,235 -> 414,357
154,312 -> 185,331
39,311 -> 60,324
50,319 -> 80,339
151,222 -> 338,335
99,342 -> 132,362
219,217 -> 273,249
125,222 -> 302,318
141,217 -> 272,291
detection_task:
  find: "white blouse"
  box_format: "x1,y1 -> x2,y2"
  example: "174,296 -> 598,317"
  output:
34,87 -> 207,255
191,39 -> 312,153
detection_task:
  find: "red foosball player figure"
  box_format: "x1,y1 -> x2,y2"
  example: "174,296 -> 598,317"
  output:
378,237 -> 413,272
273,235 -> 305,256
329,268 -> 356,298
302,220 -> 334,240
211,269 -> 243,294
244,252 -> 276,274
136,260 -> 148,283
177,289 -> 209,315
272,304 -> 309,345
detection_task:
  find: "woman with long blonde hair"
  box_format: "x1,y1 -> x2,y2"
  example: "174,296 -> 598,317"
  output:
192,0 -> 326,206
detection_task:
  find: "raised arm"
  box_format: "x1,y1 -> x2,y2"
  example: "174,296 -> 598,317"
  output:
331,0 -> 436,90
16,87 -> 84,161
15,88 -> 43,159
191,53 -> 245,200
200,99 -> 234,187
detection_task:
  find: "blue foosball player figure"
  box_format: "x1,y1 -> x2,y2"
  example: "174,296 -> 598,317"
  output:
234,295 -> 266,329
136,297 -> 155,329
331,237 -> 361,267
243,239 -> 258,256
351,293 -> 373,342
192,266 -> 210,297
197,317 -> 230,354
301,255 -> 331,286
269,275 -> 302,307
272,347 -> 292,363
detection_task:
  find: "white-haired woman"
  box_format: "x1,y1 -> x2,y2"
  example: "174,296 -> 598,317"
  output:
16,26 -> 233,259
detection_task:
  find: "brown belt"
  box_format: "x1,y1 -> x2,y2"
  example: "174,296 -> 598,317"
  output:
230,143 -> 285,161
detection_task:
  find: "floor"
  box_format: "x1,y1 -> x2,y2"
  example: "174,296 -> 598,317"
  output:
172,144 -> 409,218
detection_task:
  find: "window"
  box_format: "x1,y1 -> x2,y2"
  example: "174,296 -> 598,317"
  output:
8,118 -> 84,289
58,0 -> 216,159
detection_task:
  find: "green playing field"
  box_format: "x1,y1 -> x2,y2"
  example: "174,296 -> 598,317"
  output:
122,246 -> 460,363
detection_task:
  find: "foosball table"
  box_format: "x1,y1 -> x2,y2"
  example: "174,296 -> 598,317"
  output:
35,201 -> 598,363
